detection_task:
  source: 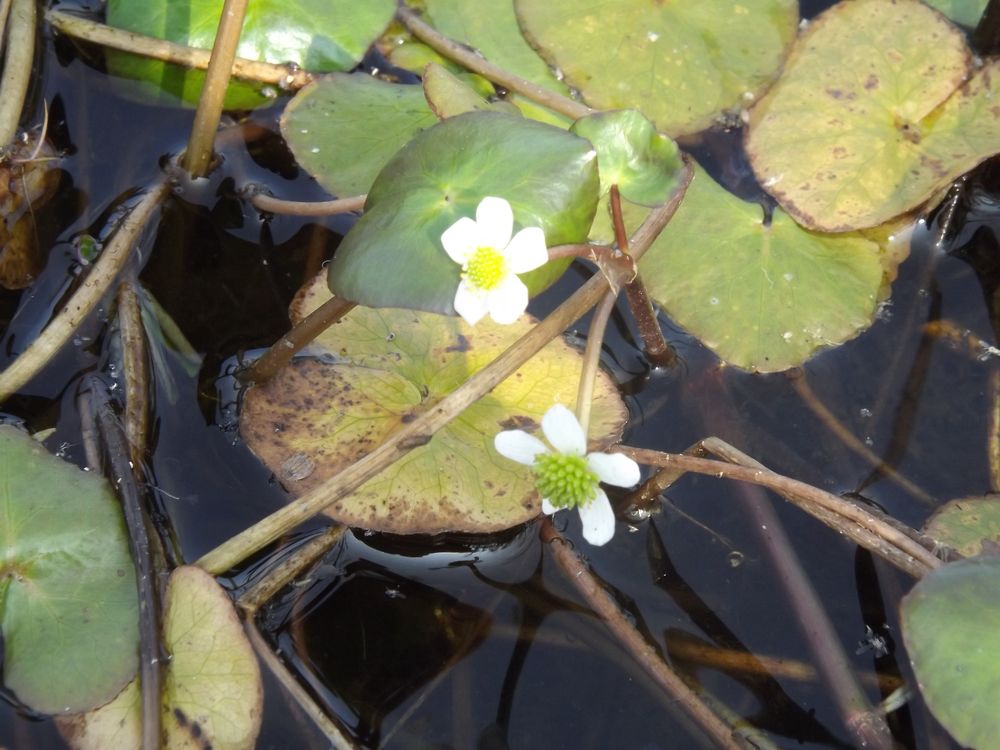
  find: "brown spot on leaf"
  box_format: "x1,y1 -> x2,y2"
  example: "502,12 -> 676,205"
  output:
863,74 -> 879,90
498,415 -> 539,431
445,334 -> 472,353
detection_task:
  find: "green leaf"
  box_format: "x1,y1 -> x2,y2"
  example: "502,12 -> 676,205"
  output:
924,495 -> 1000,557
515,0 -> 798,137
746,0 -> 1000,231
638,165 -> 885,372
422,63 -> 517,118
240,274 -> 628,535
425,0 -> 568,94
105,0 -> 395,108
926,0 -> 988,27
570,110 -> 683,206
0,426 -> 137,714
281,74 -> 439,197
901,557 -> 1000,749
328,111 -> 599,313
57,566 -> 263,750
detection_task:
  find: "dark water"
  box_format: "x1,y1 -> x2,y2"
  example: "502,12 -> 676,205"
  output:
2,1 -> 998,748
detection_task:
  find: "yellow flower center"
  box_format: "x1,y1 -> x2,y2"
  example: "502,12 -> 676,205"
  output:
464,246 -> 506,291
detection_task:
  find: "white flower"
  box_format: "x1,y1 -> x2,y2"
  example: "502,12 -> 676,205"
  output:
494,404 -> 641,546
441,196 -> 548,326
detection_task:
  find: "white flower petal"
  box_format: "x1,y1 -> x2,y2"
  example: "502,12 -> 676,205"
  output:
587,451 -> 641,488
541,496 -> 557,515
486,274 -> 529,325
541,404 -> 586,455
578,490 -> 615,546
503,227 -> 548,274
441,217 -> 481,265
494,430 -> 548,465
454,282 -> 488,325
476,196 -> 513,248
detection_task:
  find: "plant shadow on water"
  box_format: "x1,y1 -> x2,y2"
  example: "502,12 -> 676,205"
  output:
2,0 -> 1000,748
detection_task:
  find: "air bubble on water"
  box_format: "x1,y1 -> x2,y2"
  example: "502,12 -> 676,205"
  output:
310,147 -> 320,154
709,296 -> 720,305
300,128 -> 309,135
860,407 -> 872,418
728,551 -> 744,568
647,31 -> 659,42
783,272 -> 794,282
864,436 -> 874,446
386,332 -> 396,342
782,331 -> 792,341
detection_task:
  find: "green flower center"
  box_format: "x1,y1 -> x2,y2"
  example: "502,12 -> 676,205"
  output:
464,246 -> 506,291
534,452 -> 598,509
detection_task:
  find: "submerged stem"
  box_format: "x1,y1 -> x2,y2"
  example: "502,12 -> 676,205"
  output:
576,290 -> 616,436
250,192 -> 366,217
0,0 -> 35,148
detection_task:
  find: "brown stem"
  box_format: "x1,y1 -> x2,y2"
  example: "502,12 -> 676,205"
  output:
0,0 -> 34,147
250,193 -> 366,217
540,518 -> 747,750
239,295 -> 357,385
620,445 -> 942,576
183,0 -> 249,177
197,196 -> 681,575
396,6 -> 591,122
117,279 -> 150,468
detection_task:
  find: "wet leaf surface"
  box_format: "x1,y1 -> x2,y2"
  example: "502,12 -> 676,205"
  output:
281,73 -> 438,197
638,165 -> 885,372
327,111 -> 599,314
422,63 -> 515,118
901,557 -> 1000,749
0,426 -> 137,714
58,566 -> 263,750
106,0 -> 394,108
926,0 -> 988,27
746,0 -> 1000,231
240,273 -> 628,535
515,0 -> 798,136
923,495 -> 1000,556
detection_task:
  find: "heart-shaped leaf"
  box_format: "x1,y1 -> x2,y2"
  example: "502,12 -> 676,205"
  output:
106,0 -> 395,108
638,165 -> 886,372
0,426 -> 137,714
746,0 -> 1000,231
240,274 -> 628,535
516,0 -> 798,137
58,566 -> 263,750
901,557 -> 1000,749
923,495 -> 1000,557
281,74 -> 438,197
570,110 -> 683,206
327,111 -> 599,313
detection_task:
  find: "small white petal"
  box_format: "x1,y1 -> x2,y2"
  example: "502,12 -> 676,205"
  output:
486,274 -> 529,324
587,452 -> 641,488
503,227 -> 548,274
541,404 -> 586,455
494,430 -> 548,465
541,497 -> 558,515
476,196 -> 513,248
441,217 -> 481,265
578,490 -> 615,546
454,282 -> 488,325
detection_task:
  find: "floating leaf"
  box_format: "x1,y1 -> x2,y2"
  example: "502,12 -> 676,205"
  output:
240,274 -> 628,535
570,110 -> 682,206
425,0 -> 568,93
746,0 -> 1000,231
106,0 -> 395,108
516,0 -> 798,137
281,74 -> 438,197
327,111 -> 599,314
926,0 -> 988,27
924,495 -> 1000,557
422,63 -> 516,118
901,557 -> 1000,749
0,426 -> 137,714
638,166 -> 885,372
58,566 -> 263,750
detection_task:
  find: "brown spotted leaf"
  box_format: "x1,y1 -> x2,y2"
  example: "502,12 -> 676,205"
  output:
746,0 -> 1000,231
240,273 -> 628,535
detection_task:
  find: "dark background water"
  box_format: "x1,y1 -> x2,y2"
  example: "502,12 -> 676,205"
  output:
2,0 -> 998,747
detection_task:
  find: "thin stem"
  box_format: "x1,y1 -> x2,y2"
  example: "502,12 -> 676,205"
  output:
45,10 -> 312,91
396,7 -> 591,122
0,178 -> 171,403
0,0 -> 35,147
117,279 -> 150,468
620,445 -> 943,576
197,196 -> 679,574
0,0 -> 13,62
991,368 -> 1000,493
239,296 -> 357,385
576,290 -> 616,436
250,193 -> 366,217
183,0 -> 249,177
92,386 -> 162,750
540,518 -> 746,750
